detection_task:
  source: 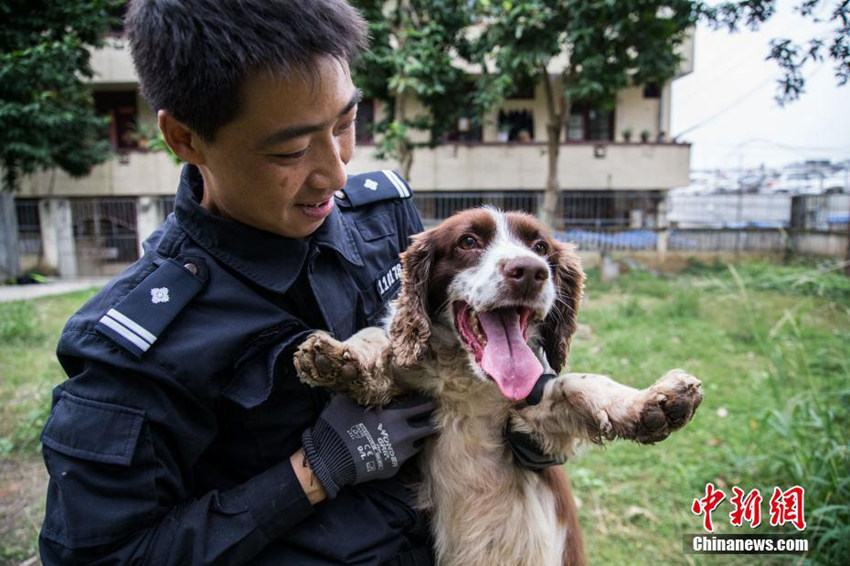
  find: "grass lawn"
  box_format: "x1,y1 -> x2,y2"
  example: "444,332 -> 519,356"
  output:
1,260 -> 848,565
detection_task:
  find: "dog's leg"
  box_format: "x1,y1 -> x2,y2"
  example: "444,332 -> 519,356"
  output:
513,369 -> 703,455
294,328 -> 400,407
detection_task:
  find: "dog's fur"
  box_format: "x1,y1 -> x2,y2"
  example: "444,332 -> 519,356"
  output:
295,208 -> 702,566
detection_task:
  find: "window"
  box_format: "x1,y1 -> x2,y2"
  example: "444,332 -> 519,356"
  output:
566,102 -> 613,141
94,91 -> 138,150
446,114 -> 483,142
643,82 -> 661,98
497,109 -> 534,141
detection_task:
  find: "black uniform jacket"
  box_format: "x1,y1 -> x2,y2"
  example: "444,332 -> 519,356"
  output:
39,165 -> 429,565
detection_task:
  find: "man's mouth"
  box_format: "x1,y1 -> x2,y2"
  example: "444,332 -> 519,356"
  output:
296,197 -> 334,220
453,301 -> 544,401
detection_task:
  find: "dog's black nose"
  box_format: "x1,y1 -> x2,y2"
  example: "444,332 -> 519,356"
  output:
501,257 -> 548,296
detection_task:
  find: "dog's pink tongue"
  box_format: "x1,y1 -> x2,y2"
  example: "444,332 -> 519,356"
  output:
477,309 -> 543,401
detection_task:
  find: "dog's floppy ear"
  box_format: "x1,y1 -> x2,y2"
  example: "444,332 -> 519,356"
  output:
389,231 -> 435,367
540,240 -> 584,373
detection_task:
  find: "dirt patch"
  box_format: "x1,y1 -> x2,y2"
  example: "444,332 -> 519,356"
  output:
0,455 -> 47,566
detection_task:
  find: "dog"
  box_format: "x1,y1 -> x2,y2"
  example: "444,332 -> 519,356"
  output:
294,207 -> 703,566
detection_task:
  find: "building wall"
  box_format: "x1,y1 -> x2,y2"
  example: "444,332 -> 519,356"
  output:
20,40 -> 690,197
20,141 -> 689,196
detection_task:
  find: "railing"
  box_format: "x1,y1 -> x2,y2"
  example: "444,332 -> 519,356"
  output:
15,199 -> 42,257
414,190 -> 664,230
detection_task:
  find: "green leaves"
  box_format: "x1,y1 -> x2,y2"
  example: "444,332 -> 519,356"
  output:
351,0 -> 485,170
0,0 -> 120,191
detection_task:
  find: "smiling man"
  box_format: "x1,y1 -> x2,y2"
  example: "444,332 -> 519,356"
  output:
37,1 -> 436,564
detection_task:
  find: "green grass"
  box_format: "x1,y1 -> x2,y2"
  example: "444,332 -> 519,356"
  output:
0,290 -> 100,457
0,262 -> 848,564
570,262 -> 850,565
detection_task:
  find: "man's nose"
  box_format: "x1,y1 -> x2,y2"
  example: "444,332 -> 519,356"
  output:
308,138 -> 348,191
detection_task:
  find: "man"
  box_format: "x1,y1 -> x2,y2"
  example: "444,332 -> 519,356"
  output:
39,1 -> 556,564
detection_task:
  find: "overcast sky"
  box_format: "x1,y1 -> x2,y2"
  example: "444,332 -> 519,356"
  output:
670,0 -> 850,171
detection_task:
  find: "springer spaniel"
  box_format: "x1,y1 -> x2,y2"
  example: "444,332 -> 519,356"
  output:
295,207 -> 703,566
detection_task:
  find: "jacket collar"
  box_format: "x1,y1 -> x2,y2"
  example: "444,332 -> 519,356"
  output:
174,164 -> 363,293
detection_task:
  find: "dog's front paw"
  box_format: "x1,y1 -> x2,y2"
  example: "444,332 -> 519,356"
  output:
294,331 -> 394,406
295,331 -> 360,388
633,369 -> 703,443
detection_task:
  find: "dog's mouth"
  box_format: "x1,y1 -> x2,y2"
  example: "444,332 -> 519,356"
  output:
453,301 -> 544,401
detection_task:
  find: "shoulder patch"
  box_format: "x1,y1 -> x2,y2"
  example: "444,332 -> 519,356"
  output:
96,257 -> 207,358
335,170 -> 412,208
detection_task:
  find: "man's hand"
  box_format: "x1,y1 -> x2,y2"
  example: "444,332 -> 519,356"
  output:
301,394 -> 435,499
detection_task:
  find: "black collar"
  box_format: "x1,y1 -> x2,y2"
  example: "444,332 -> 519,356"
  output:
174,164 -> 363,293
524,373 -> 557,406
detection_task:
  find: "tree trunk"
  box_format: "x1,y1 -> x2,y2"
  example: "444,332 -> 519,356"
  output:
394,88 -> 414,181
541,125 -> 560,229
539,66 -> 568,230
391,1 -> 414,181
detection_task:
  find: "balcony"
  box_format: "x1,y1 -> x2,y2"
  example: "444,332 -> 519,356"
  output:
355,142 -> 691,191
18,141 -> 689,198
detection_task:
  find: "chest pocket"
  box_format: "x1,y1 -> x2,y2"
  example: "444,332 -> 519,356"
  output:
351,211 -> 404,321
213,322 -> 322,479
355,212 -> 395,241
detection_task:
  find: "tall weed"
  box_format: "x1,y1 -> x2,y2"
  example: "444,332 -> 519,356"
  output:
726,264 -> 850,564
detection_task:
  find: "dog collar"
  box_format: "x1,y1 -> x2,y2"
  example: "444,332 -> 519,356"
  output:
524,373 -> 557,406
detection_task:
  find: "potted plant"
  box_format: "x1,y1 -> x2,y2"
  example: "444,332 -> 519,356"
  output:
621,127 -> 633,142
640,129 -> 651,143
497,124 -> 511,143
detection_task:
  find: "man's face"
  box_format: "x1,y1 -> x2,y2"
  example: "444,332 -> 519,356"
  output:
193,57 -> 359,238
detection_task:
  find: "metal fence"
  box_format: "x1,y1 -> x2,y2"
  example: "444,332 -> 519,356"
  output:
415,191 -> 848,255
414,190 -> 665,230
790,194 -> 850,231
157,195 -> 175,220
669,193 -> 850,232
15,199 -> 42,257
71,198 -> 139,276
14,191 -> 849,277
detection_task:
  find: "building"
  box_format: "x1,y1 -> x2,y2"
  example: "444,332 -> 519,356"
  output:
15,30 -> 693,277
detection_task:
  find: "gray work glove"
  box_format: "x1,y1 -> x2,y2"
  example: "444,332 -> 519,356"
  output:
302,394 -> 435,499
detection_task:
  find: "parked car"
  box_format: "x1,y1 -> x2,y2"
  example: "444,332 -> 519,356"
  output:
822,170 -> 848,194
763,171 -> 827,195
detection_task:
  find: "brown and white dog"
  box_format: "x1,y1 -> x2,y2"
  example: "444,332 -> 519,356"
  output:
295,207 -> 703,566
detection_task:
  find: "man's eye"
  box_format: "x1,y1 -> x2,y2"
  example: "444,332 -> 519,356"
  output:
274,148 -> 308,159
336,120 -> 355,134
458,236 -> 480,250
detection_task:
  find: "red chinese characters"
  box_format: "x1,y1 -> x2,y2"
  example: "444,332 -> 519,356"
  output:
692,484 -> 806,532
769,486 -> 807,531
729,487 -> 763,528
692,482 -> 726,532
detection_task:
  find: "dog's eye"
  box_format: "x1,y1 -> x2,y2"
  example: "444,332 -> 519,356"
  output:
532,240 -> 549,256
458,236 -> 480,250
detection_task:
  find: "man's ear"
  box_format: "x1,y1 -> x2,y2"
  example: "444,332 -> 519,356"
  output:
157,110 -> 205,165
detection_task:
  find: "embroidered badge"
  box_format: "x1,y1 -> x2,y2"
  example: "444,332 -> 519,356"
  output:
364,178 -> 379,191
150,287 -> 170,304
376,262 -> 403,298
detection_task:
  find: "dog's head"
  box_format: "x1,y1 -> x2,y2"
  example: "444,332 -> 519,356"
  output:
389,207 -> 584,401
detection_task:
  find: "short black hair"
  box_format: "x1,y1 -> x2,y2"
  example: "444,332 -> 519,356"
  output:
126,0 -> 368,142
